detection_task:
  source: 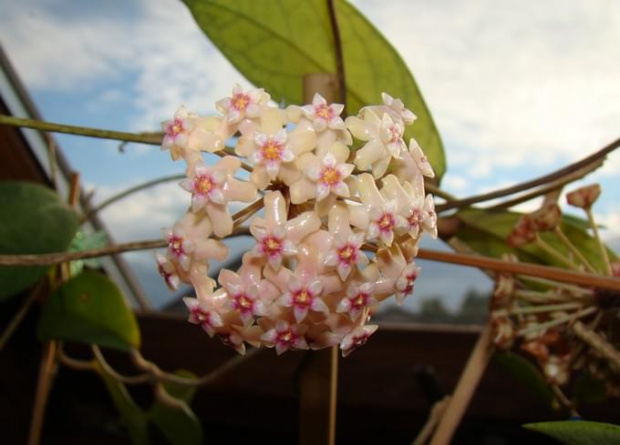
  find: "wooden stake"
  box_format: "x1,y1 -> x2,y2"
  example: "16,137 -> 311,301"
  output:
28,341 -> 58,445
429,324 -> 494,445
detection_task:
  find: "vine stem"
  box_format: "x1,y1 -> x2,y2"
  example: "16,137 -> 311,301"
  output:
416,248 -> 620,292
436,136 -> 620,212
0,114 -> 162,145
0,115 -> 253,173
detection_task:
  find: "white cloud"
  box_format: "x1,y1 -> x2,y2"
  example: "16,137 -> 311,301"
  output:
354,0 -> 620,171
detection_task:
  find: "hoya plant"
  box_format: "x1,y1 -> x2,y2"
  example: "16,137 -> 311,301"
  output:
0,1 -> 619,444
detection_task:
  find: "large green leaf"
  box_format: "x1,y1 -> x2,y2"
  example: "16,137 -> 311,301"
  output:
38,271 -> 140,350
524,420 -> 620,445
148,370 -> 203,445
183,0 -> 446,180
455,208 -> 616,272
0,181 -> 78,300
96,361 -> 149,445
493,351 -> 554,408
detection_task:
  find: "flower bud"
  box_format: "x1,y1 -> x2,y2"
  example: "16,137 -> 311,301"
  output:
531,203 -> 561,232
566,184 -> 601,210
507,214 -> 537,247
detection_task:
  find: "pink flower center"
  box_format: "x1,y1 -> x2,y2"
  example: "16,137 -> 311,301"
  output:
261,140 -> 283,161
315,104 -> 333,120
407,209 -> 421,228
321,167 -> 341,186
167,118 -> 184,137
293,288 -> 312,307
378,213 -> 395,232
351,292 -> 369,309
168,235 -> 185,257
233,293 -> 253,310
191,306 -> 211,323
338,244 -> 357,265
193,175 -> 214,195
261,235 -> 282,257
388,124 -> 402,142
231,93 -> 250,111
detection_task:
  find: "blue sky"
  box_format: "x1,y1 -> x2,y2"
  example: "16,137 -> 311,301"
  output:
1,0 -> 618,310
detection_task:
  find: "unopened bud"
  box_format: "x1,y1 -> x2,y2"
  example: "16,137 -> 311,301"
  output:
531,203 -> 561,232
566,184 -> 601,210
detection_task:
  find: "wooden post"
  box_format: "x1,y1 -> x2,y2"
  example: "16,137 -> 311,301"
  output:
429,324 -> 494,445
297,73 -> 340,445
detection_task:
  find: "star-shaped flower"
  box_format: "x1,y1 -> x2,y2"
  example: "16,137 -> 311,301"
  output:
300,93 -> 346,131
162,105 -> 198,161
278,276 -> 328,323
340,325 -> 378,357
249,191 -> 321,270
290,143 -> 354,205
261,320 -> 309,355
180,156 -> 257,237
336,282 -> 377,321
216,83 -> 270,124
183,297 -> 224,337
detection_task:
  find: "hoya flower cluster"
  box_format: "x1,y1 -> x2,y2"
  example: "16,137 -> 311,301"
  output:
157,85 -> 437,356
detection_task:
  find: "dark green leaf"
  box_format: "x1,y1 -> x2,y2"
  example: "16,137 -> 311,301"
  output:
456,208 -> 616,271
38,271 -> 140,350
148,370 -> 203,445
493,351 -> 554,408
183,0 -> 446,180
0,181 -> 78,300
95,361 -> 149,445
524,420 -> 620,445
572,371 -> 607,405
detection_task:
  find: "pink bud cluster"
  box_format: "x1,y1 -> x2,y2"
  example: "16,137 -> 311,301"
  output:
157,85 -> 437,356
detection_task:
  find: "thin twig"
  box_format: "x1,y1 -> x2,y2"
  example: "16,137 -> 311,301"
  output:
0,239 -> 167,266
130,347 -> 261,386
0,281 -> 45,351
0,115 -> 162,145
554,227 -> 598,274
572,321 -> 620,373
82,174 -> 185,222
417,248 -> 620,292
534,234 -> 578,270
488,159 -> 603,210
92,346 -> 151,384
516,306 -> 597,337
436,137 -> 620,212
586,208 -> 613,275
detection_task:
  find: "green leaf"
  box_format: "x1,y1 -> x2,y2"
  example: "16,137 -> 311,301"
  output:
68,230 -> 109,276
0,181 -> 78,300
148,370 -> 203,445
572,371 -> 607,405
183,0 -> 446,180
493,351 -> 554,408
524,420 -> 620,445
95,361 -> 149,445
455,208 -> 616,271
38,271 -> 140,350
